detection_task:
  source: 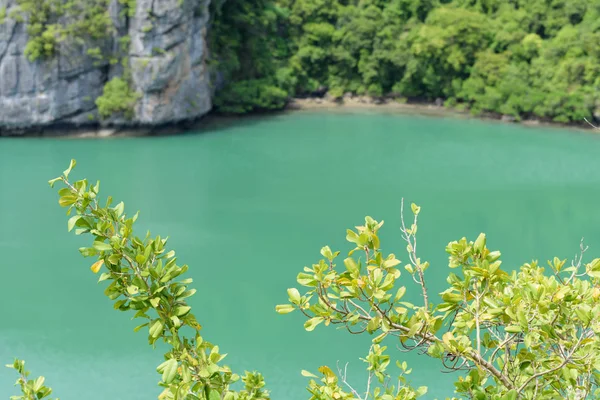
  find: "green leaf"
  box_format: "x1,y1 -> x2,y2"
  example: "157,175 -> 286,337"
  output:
367,317 -> 380,333
372,332 -> 387,343
149,298 -> 160,308
127,285 -> 139,295
133,323 -> 149,332
208,389 -> 221,400
93,241 -> 112,252
98,272 -> 111,282
383,258 -> 401,268
149,320 -> 163,338
79,247 -> 98,257
320,246 -> 333,259
505,325 -> 522,333
275,304 -> 295,314
32,376 -> 45,391
161,358 -> 178,383
394,287 -> 406,302
297,272 -> 316,286
174,305 -> 191,316
178,289 -> 196,299
411,203 -> 420,215
48,177 -> 62,187
346,229 -> 359,244
63,159 -> 76,178
575,307 -> 591,324
114,202 -> 125,217
304,317 -> 324,332
164,250 -> 175,259
588,270 -> 600,279
301,370 -> 317,378
59,195 -> 77,207
67,215 -> 81,232
473,233 -> 486,253
287,288 -> 301,303
344,257 -> 359,275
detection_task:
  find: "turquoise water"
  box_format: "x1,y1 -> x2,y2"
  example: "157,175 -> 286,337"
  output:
2,111 -> 600,399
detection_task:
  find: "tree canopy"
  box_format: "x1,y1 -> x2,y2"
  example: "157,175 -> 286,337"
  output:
210,0 -> 600,123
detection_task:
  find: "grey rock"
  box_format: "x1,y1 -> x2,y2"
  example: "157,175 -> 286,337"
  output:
0,0 -> 212,133
0,56 -> 18,96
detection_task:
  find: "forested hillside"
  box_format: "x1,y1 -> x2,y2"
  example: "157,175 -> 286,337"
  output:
209,0 -> 600,123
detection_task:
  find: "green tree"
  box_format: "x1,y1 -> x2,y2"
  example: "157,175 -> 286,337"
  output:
208,0 -> 292,112
9,162 -> 600,399
9,160 -> 269,400
399,7 -> 492,98
278,201 -> 600,399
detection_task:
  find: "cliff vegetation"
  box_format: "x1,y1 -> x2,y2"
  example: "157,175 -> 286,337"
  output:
4,0 -> 139,121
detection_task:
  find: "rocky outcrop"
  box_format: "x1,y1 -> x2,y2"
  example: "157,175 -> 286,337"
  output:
0,0 -> 212,134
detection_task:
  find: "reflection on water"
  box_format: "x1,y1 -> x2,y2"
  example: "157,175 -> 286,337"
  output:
2,112 -> 600,399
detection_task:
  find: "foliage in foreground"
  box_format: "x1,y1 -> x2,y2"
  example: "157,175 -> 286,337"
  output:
9,160 -> 269,400
277,203 -> 600,399
8,160 -> 600,399
6,359 -> 56,400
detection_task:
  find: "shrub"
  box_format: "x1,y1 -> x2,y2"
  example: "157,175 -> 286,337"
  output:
9,161 -> 600,399
95,77 -> 140,119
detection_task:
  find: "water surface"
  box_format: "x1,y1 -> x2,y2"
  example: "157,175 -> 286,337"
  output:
2,111 -> 600,399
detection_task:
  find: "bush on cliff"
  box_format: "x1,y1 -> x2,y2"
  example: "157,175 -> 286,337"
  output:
95,77 -> 140,119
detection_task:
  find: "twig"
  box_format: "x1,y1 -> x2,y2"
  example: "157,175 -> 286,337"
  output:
400,199 -> 429,311
567,238 -> 588,284
475,284 -> 481,355
337,362 -> 363,399
364,371 -> 372,400
516,324 -> 589,394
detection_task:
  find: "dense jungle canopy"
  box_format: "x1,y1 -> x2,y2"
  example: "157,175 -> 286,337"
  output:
209,0 -> 600,123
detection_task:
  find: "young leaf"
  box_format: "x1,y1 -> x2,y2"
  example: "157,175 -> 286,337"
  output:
411,203 -> 421,215
301,370 -> 317,378
275,304 -> 295,314
304,317 -> 324,332
63,159 -> 76,178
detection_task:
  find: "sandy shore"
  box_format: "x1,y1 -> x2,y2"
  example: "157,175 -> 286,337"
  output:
286,96 -> 593,131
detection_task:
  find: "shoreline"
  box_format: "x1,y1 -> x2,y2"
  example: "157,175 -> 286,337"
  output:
0,96 -> 595,138
285,96 -> 594,131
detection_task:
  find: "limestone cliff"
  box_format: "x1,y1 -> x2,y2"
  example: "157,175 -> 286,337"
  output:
0,0 -> 212,134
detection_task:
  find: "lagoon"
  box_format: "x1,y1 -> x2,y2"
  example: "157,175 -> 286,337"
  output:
2,111 -> 600,398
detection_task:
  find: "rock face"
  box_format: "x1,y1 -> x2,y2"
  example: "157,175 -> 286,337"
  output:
0,0 -> 212,133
